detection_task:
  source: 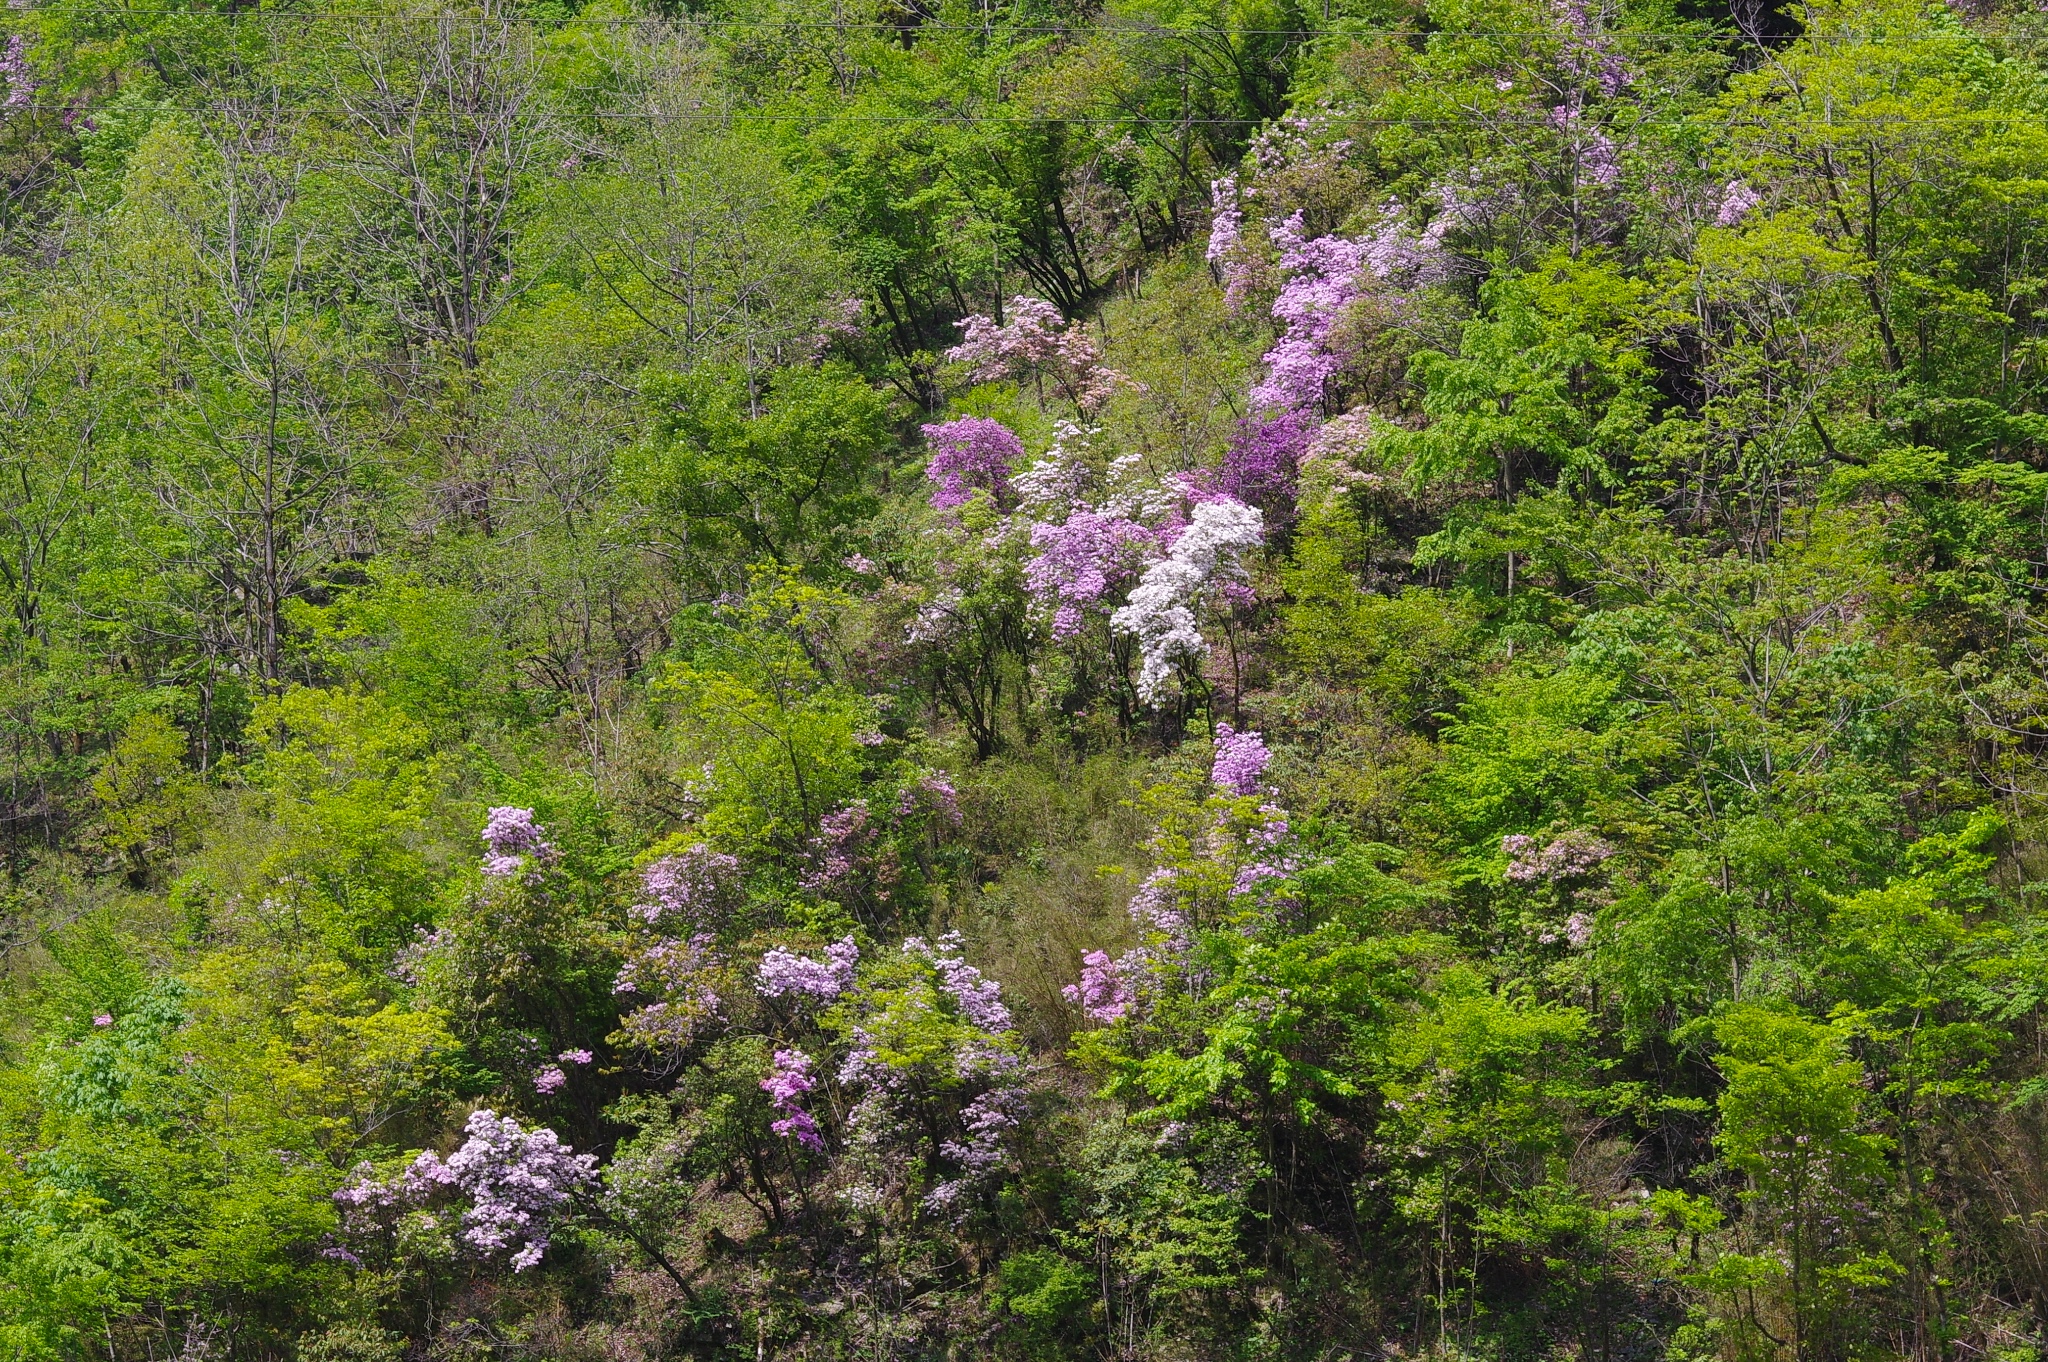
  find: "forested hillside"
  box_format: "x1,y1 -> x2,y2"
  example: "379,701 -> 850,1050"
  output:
5,0 -> 2048,1356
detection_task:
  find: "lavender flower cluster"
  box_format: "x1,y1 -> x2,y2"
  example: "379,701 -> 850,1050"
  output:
481,806 -> 559,880
762,1048 -> 825,1151
1210,723 -> 1272,796
634,844 -> 741,924
533,1048 -> 593,1095
613,932 -> 724,1052
757,935 -> 859,1002
1251,213 -> 1367,413
333,1110 -> 596,1272
0,35 -> 34,112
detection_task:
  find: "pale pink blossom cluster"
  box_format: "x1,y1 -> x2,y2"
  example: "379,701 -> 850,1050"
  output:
828,936 -> 1029,1215
910,772 -> 962,824
1245,111 -> 1353,181
1550,106 -> 1621,188
918,932 -> 1013,1032
1360,199 -> 1454,287
0,35 -> 34,111
1716,179 -> 1761,227
1206,176 -> 1242,265
1502,829 -> 1615,883
946,297 -> 1134,412
1127,867 -> 1190,948
1552,0 -> 1631,96
1537,912 -> 1596,949
933,1063 -> 1027,1197
334,1110 -> 596,1272
1207,176 -> 1256,311
390,925 -> 452,985
798,799 -> 888,899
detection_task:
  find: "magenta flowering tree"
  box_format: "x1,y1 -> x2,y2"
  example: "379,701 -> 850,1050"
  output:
921,417 -> 1023,511
333,1109 -> 597,1271
762,1047 -> 826,1151
1210,722 -> 1272,796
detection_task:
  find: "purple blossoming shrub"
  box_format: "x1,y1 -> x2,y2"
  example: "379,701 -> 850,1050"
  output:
1210,723 -> 1272,796
634,843 -> 742,926
1062,750 -> 1306,1028
1062,950 -> 1133,1023
615,852 -> 741,1059
334,1110 -> 596,1271
480,806 -> 559,881
0,35 -> 36,112
1025,510 -> 1159,640
762,1047 -> 826,1150
922,418 -> 1023,511
796,773 -> 962,917
757,935 -> 859,1002
819,933 -> 1031,1216
1252,213 -> 1367,414
411,807 -> 612,1057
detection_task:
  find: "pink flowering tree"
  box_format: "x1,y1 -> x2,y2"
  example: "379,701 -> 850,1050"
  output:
1498,830 -> 1616,952
945,296 -> 1135,412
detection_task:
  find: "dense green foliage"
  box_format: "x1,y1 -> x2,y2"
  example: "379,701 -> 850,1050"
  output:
5,0 -> 2048,1357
